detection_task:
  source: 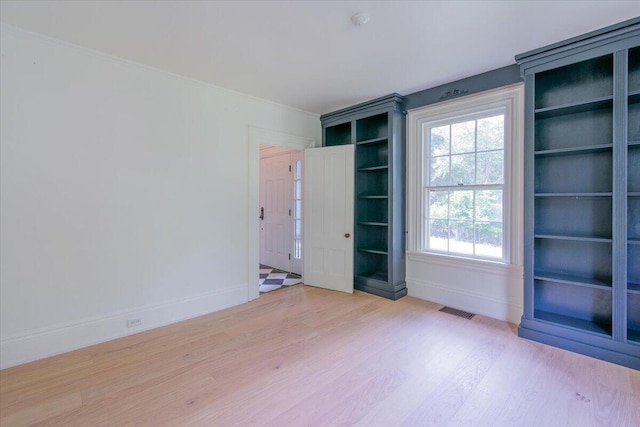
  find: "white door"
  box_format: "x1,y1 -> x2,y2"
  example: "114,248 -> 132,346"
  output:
303,145 -> 354,293
260,153 -> 291,271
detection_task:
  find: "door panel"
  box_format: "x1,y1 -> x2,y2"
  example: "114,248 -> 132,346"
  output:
260,153 -> 291,271
303,145 -> 354,293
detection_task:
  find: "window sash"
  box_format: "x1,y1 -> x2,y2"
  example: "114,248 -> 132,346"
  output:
423,185 -> 504,259
422,111 -> 506,261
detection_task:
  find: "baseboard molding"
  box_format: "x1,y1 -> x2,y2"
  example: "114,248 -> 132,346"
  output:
407,276 -> 523,324
518,323 -> 640,370
0,285 -> 247,369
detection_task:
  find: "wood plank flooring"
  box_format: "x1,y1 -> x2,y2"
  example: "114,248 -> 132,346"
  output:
1,285 -> 639,426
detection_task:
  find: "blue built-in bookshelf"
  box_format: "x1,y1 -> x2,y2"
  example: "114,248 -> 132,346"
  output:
517,18 -> 640,369
321,94 -> 407,300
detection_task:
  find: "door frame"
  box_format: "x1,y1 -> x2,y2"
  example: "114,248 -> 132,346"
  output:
247,126 -> 315,301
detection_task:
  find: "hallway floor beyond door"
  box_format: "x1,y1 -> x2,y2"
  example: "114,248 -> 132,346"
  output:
259,264 -> 302,293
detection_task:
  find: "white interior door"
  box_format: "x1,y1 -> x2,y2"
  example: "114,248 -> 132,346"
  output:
303,145 -> 354,293
260,153 -> 291,271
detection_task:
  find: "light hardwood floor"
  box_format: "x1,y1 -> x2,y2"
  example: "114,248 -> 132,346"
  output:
1,285 -> 639,427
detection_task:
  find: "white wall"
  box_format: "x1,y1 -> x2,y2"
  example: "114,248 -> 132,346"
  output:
406,255 -> 524,324
0,24 -> 321,369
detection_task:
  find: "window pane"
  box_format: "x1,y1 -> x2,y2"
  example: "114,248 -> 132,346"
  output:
449,220 -> 474,255
295,219 -> 302,238
430,156 -> 450,186
450,153 -> 475,186
295,180 -> 302,198
428,219 -> 448,251
430,125 -> 450,157
476,150 -> 503,185
477,115 -> 504,151
294,238 -> 302,259
295,200 -> 302,219
428,190 -> 448,219
449,190 -> 473,220
451,120 -> 475,154
475,222 -> 503,258
295,160 -> 302,179
475,189 -> 502,222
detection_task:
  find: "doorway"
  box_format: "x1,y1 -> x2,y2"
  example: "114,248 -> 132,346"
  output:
247,127 -> 314,301
259,146 -> 303,292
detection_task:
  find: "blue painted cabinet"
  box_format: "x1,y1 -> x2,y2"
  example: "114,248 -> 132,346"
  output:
321,94 -> 407,300
517,18 -> 640,369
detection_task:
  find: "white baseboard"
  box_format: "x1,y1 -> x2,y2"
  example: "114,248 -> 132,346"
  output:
0,285 -> 247,369
407,276 -> 523,324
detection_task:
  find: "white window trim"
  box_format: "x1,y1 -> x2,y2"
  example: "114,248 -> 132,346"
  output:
407,83 -> 524,266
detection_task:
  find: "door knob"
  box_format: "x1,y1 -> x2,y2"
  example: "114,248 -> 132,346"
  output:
345,233 -> 350,238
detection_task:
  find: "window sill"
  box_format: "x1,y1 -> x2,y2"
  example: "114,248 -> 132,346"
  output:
407,251 -> 522,276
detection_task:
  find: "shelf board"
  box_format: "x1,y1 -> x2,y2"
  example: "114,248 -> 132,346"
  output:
534,234 -> 612,243
629,239 -> 640,245
358,247 -> 388,255
356,136 -> 387,146
534,192 -> 612,198
629,140 -> 640,147
534,310 -> 612,336
358,195 -> 388,199
358,222 -> 388,227
534,144 -> 612,158
535,96 -> 613,118
534,270 -> 611,289
358,165 -> 388,172
357,271 -> 388,282
629,90 -> 640,104
628,282 -> 640,295
629,192 -> 640,197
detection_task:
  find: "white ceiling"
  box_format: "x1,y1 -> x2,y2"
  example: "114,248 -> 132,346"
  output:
1,1 -> 639,114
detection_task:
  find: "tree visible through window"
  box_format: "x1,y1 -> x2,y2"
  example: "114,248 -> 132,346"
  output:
424,113 -> 505,259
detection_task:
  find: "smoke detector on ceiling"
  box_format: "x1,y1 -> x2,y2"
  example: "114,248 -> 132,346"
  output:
351,12 -> 370,26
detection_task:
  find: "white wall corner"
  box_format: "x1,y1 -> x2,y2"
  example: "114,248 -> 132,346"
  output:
0,285 -> 247,369
1,26 -> 322,370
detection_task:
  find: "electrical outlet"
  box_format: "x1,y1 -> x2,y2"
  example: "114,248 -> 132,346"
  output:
126,317 -> 142,328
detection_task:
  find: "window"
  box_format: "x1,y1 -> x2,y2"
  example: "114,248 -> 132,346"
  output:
293,159 -> 302,259
407,84 -> 523,265
425,113 -> 505,259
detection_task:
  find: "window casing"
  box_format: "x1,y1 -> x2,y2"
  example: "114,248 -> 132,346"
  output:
407,84 -> 524,266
